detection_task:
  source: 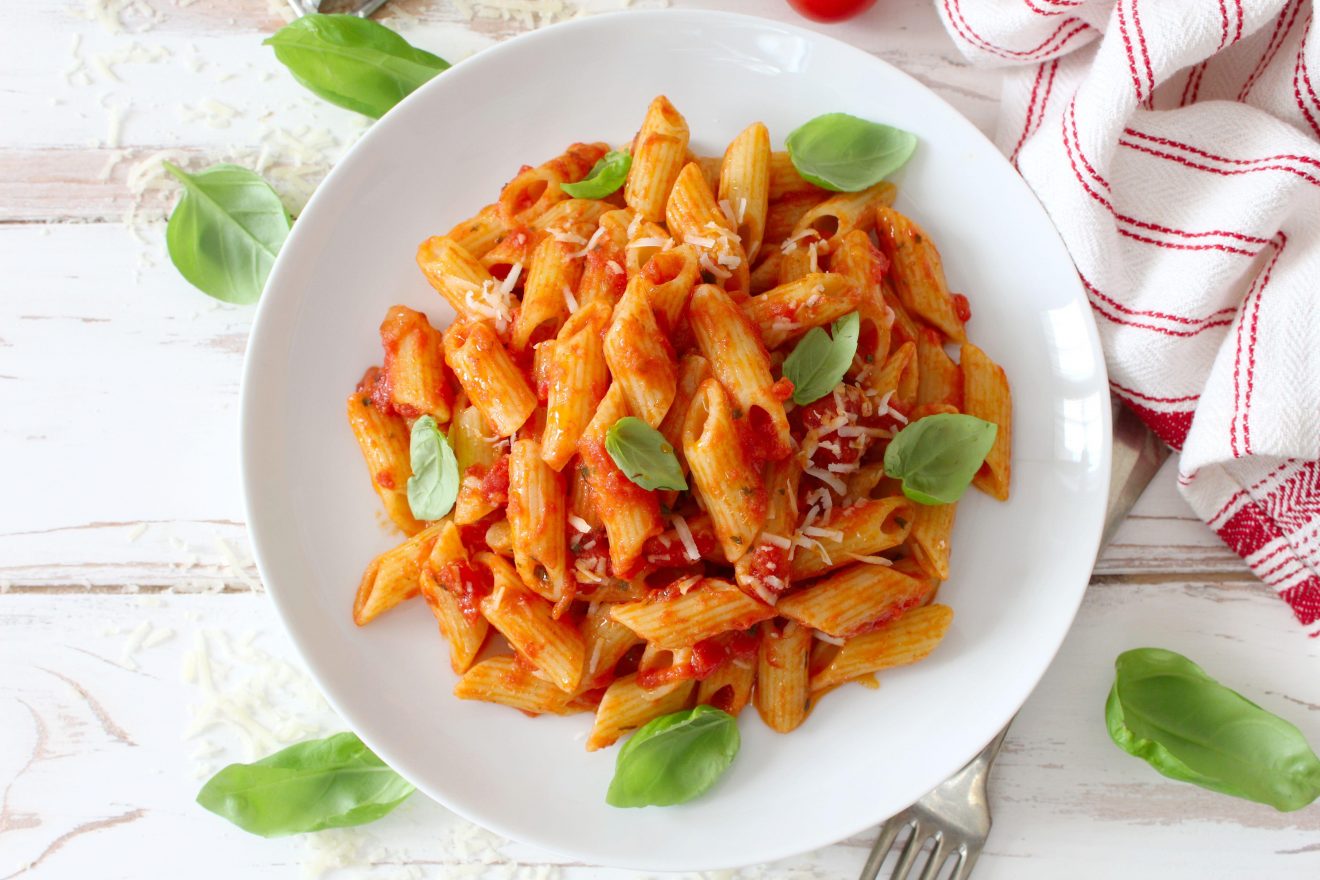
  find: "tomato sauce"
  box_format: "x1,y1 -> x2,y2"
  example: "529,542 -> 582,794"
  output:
641,529 -> 717,568
745,542 -> 791,597
475,456 -> 510,506
952,293 -> 972,323
437,560 -> 493,623
635,630 -> 760,689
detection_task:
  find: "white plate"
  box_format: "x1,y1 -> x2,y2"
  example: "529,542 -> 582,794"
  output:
241,10 -> 1110,871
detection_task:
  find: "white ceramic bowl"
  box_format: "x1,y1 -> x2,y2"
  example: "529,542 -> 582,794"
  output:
241,9 -> 1110,871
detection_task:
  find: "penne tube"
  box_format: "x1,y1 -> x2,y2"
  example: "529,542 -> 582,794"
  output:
873,340 -> 918,413
604,275 -> 677,427
874,205 -> 966,342
689,284 -> 793,460
908,500 -> 957,581
577,383 -> 664,575
791,496 -> 915,579
419,521 -> 489,673
830,229 -> 894,386
580,601 -> 642,691
916,326 -> 963,409
682,379 -> 767,561
777,563 -> 930,638
696,651 -> 757,716
764,192 -> 827,249
511,233 -> 583,353
734,455 -> 801,604
416,236 -> 514,329
443,320 -> 537,438
768,151 -> 828,201
718,122 -> 771,262
499,141 -> 609,226
625,216 -> 672,279
578,210 -> 632,307
531,197 -> 610,234
790,181 -> 895,254
657,353 -> 712,473
352,522 -> 445,626
640,243 -> 701,331
625,96 -> 690,223
485,518 -> 514,556
810,604 -> 953,693
346,375 -> 423,536
454,655 -> 580,716
665,162 -> 749,298
587,675 -> 694,751
610,578 -> 773,648
567,461 -> 603,531
754,619 -> 812,733
477,553 -> 585,692
961,342 -> 1012,501
446,203 -> 509,259
541,300 -> 612,471
508,439 -> 570,604
740,273 -> 860,349
377,306 -> 453,423
479,227 -> 536,282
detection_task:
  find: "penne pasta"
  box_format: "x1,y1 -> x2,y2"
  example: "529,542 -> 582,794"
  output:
446,203 -> 508,259
443,320 -> 537,438
587,675 -> 694,751
500,142 -> 609,226
961,342 -> 1012,501
541,300 -> 612,471
604,276 -> 677,427
508,439 -> 570,604
754,619 -> 812,733
718,122 -> 771,262
477,553 -> 585,692
689,283 -> 793,461
874,205 -> 966,343
419,521 -> 489,673
666,162 -> 750,298
455,655 -> 580,715
682,379 -> 767,561
346,375 -> 423,536
777,563 -> 931,638
908,500 -> 957,581
810,604 -> 954,693
740,272 -> 860,349
352,522 -> 444,626
610,578 -> 773,648
791,496 -> 916,579
625,96 -> 690,222
377,306 -> 454,423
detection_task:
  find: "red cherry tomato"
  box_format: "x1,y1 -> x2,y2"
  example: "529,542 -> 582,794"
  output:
787,0 -> 878,23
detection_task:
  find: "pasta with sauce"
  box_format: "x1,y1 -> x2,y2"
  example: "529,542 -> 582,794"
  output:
348,96 -> 1011,747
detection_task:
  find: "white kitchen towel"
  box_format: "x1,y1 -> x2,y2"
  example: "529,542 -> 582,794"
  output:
934,0 -> 1320,633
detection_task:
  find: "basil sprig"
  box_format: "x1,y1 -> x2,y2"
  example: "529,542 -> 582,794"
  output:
561,151 -> 632,199
607,706 -> 740,807
163,162 -> 292,304
605,417 -> 687,491
781,311 -> 859,405
786,113 -> 917,193
883,413 -> 996,505
264,14 -> 449,119
407,415 -> 459,520
1107,648 -> 1320,811
196,732 -> 415,836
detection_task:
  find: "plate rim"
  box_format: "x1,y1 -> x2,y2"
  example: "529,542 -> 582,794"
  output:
240,7 -> 1112,870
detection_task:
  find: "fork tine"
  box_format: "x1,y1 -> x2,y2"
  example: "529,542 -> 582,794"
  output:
950,844 -> 981,880
889,824 -> 931,880
859,815 -> 914,880
916,834 -> 952,880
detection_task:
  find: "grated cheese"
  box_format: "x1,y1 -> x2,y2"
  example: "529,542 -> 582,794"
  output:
627,211 -> 643,238
569,225 -> 606,258
815,631 -> 846,646
760,532 -> 792,550
716,252 -> 741,269
838,425 -> 892,439
606,260 -> 625,275
699,253 -> 731,280
805,466 -> 847,494
562,283 -> 579,314
588,640 -> 604,675
781,229 -> 815,254
549,227 -> 588,245
126,522 -> 147,541
627,236 -> 668,249
802,525 -> 844,542
808,241 -> 820,273
670,515 -> 700,562
827,462 -> 859,474
685,234 -> 717,249
568,514 -> 591,533
718,198 -> 737,228
847,552 -> 894,566
737,197 -> 747,224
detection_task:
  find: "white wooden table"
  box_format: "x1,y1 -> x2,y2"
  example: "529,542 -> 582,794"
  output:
4,1 -> 1319,877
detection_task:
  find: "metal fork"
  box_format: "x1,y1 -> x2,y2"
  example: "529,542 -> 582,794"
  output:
859,400 -> 1168,880
287,0 -> 390,18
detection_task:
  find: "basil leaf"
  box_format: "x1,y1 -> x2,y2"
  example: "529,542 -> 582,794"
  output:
781,311 -> 859,405
407,415 -> 459,520
605,416 -> 687,491
1107,648 -> 1320,812
196,732 -> 415,837
560,151 -> 632,199
883,412 -> 996,505
607,706 -> 740,808
786,113 -> 917,193
264,14 -> 449,119
163,162 -> 292,304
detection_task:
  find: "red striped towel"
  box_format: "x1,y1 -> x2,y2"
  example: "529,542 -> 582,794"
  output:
935,0 -> 1320,634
